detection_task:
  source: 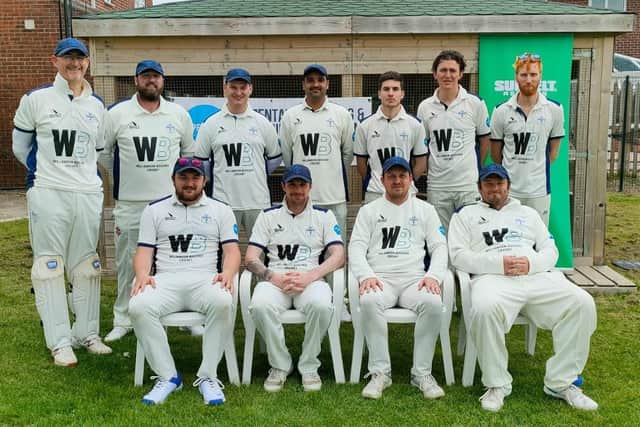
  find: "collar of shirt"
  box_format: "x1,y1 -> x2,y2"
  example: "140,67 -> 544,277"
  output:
282,196 -> 314,217
221,103 -> 255,119
478,197 -> 520,210
54,73 -> 92,98
374,105 -> 407,122
170,192 -> 208,208
430,85 -> 469,108
132,93 -> 169,115
303,97 -> 330,112
507,91 -> 550,112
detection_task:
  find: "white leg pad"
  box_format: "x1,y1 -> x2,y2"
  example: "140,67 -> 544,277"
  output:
70,255 -> 102,341
31,256 -> 72,350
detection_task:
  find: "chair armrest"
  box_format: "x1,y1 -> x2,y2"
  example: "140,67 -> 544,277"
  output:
331,268 -> 345,322
456,269 -> 473,330
239,270 -> 253,326
347,268 -> 361,321
441,269 -> 455,313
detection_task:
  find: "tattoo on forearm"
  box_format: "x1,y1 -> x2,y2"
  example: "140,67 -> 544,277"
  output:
247,259 -> 273,281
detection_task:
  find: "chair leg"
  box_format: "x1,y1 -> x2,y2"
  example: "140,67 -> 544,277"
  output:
457,318 -> 467,356
242,322 -> 256,385
350,329 -> 365,384
440,325 -> 455,386
327,320 -> 345,384
225,333 -> 240,386
461,337 -> 477,387
134,339 -> 145,387
526,323 -> 538,356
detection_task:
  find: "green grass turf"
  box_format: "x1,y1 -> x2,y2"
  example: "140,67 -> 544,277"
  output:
0,212 -> 638,426
606,192 -> 640,284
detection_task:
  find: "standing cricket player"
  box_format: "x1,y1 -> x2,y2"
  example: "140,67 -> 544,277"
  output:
12,37 -> 111,366
100,59 -> 196,342
490,53 -> 564,226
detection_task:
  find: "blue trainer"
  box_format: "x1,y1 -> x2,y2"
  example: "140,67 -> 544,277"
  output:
194,377 -> 225,405
142,374 -> 182,405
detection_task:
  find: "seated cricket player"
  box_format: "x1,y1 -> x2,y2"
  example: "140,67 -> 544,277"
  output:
129,157 -> 240,406
349,156 -> 448,400
244,164 -> 345,392
448,163 -> 598,412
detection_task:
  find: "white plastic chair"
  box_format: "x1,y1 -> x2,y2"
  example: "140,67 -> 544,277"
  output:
134,273 -> 241,386
239,268 -> 346,385
348,268 -> 455,386
456,270 -> 537,387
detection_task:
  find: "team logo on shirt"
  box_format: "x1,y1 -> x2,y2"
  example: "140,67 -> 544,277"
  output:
165,212 -> 176,220
127,121 -> 140,129
439,225 -> 446,236
168,233 -> 206,253
376,147 -> 405,166
52,129 -> 89,158
133,136 -> 171,162
217,126 -> 226,133
456,111 -> 467,119
482,228 -> 508,246
201,213 -> 212,224
377,214 -> 387,223
371,131 -> 381,139
381,226 -> 411,250
222,143 -> 253,167
299,133 -> 332,157
504,230 -> 523,242
408,216 -> 419,226
48,109 -> 62,118
512,132 -> 537,156
333,224 -> 341,235
515,217 -> 526,226
537,116 -> 546,124
430,128 -> 464,153
85,112 -> 98,122
249,127 -> 258,135
399,132 -> 409,142
326,118 -> 336,128
305,226 -> 316,236
273,224 -> 285,233
276,244 -> 310,261
165,123 -> 177,133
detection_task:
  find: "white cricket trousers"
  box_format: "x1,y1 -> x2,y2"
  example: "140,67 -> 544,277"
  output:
470,271 -> 597,390
129,272 -> 233,380
112,200 -> 148,328
427,189 -> 479,232
517,195 -> 551,227
359,277 -> 443,377
249,280 -> 333,375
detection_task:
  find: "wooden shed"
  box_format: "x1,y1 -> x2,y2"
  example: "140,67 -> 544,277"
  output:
73,0 -> 634,275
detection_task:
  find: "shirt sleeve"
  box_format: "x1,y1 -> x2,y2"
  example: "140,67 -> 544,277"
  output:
12,128 -> 32,167
490,106 -> 504,141
340,108 -> 355,168
261,117 -> 281,159
347,206 -> 377,282
354,119 -> 368,157
98,109 -> 116,171
550,103 -> 565,139
248,210 -> 270,248
412,120 -> 428,156
179,107 -> 196,157
448,210 -> 505,275
194,119 -> 212,160
218,204 -> 239,243
526,212 -> 559,273
13,94 -> 35,132
279,111 -> 294,167
137,206 -> 158,247
95,104 -> 106,152
423,204 -> 448,283
475,99 -> 491,136
322,209 -> 343,246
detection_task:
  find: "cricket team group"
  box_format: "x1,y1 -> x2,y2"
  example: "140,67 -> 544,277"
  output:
12,37 -> 598,412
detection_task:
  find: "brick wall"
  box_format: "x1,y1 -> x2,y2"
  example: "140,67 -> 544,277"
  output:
0,0 -> 142,189
556,0 -> 640,57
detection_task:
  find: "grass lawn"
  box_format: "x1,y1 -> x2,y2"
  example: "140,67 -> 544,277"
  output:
1,194 -> 638,425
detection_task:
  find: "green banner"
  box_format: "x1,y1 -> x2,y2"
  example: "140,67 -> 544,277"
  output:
479,34 -> 574,268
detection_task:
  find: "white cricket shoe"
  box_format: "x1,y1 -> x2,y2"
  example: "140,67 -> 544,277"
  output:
544,385 -> 598,410
361,372 -> 392,399
411,374 -> 445,399
52,346 -> 78,367
302,372 -> 322,392
480,386 -> 512,412
74,335 -> 112,354
194,377 -> 225,405
264,367 -> 292,392
142,375 -> 183,405
104,326 -> 132,342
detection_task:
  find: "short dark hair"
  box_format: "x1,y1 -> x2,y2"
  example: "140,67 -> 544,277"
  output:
378,71 -> 403,90
432,50 -> 466,73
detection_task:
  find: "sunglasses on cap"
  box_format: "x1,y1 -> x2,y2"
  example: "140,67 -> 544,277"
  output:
516,53 -> 541,61
177,157 -> 203,167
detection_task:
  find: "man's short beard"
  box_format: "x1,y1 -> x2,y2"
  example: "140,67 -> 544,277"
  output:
138,89 -> 161,102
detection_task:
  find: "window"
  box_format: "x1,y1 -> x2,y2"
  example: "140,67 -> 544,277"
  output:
589,0 -> 626,11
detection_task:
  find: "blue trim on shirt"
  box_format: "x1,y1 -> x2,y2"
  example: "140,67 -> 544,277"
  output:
25,135 -> 38,189
248,241 -> 267,250
353,153 -> 369,158
263,205 -> 281,212
148,194 -> 172,206
325,240 -> 344,249
221,238 -> 239,245
545,142 -> 551,194
312,205 -> 328,212
341,158 -> 350,202
113,144 -> 120,200
266,153 -> 282,160
14,126 -> 34,134
137,242 -> 156,248
107,97 -> 129,111
92,93 -> 105,106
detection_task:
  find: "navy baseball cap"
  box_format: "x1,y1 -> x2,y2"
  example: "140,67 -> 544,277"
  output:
303,64 -> 328,77
172,157 -> 205,176
54,38 -> 89,57
283,164 -> 312,183
479,164 -> 510,181
225,68 -> 251,83
136,60 -> 164,76
382,156 -> 412,174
